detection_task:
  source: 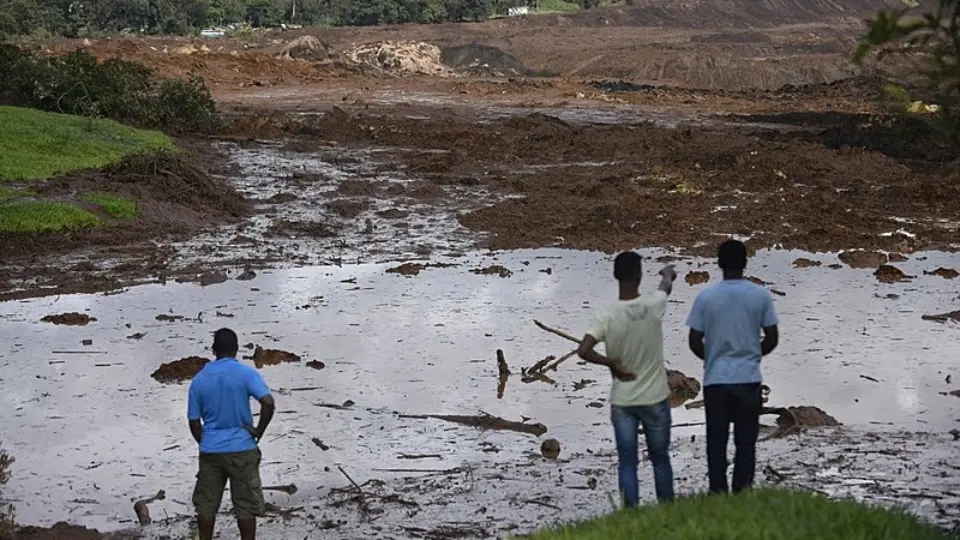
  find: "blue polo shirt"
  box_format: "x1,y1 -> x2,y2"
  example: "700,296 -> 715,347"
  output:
685,279 -> 779,386
187,358 -> 271,454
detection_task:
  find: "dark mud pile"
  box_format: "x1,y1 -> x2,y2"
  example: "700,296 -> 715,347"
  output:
151,356 -> 209,383
245,107 -> 960,256
40,313 -> 96,326
440,43 -> 528,77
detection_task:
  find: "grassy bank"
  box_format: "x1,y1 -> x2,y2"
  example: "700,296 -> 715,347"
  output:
0,107 -> 169,233
530,489 -> 951,540
0,106 -> 173,181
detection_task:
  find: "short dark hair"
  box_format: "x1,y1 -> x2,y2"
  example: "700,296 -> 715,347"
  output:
212,328 -> 239,358
718,239 -> 748,271
613,251 -> 643,281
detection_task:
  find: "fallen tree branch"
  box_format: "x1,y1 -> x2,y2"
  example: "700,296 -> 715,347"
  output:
533,319 -> 580,344
397,412 -> 547,436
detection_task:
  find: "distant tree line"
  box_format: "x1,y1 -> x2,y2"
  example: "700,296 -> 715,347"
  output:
0,0 -> 547,35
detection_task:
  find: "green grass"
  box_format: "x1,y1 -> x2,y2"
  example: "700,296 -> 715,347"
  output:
529,489 -> 951,540
0,106 -> 174,181
0,201 -> 102,233
535,0 -> 581,12
82,192 -> 137,219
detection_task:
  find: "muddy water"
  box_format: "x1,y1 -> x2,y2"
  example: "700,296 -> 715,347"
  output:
1,248 -> 958,533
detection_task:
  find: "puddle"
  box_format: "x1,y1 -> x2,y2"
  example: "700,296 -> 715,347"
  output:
1,248 -> 958,533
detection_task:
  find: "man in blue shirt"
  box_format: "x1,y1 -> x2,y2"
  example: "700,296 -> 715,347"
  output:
188,328 -> 276,540
686,240 -> 779,494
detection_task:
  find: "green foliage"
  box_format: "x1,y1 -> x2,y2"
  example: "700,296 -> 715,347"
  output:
529,489 -> 952,540
855,0 -> 960,142
0,0 -> 504,32
0,46 -> 221,133
0,200 -> 102,232
83,192 -> 138,218
0,105 -> 172,181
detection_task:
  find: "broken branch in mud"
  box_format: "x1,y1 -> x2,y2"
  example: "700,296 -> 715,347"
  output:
337,465 -> 368,511
263,484 -> 299,494
398,453 -> 442,460
397,412 -> 547,436
133,489 -> 166,526
533,319 -> 580,344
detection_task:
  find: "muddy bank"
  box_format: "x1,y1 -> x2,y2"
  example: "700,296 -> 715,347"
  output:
233,107 -> 959,256
0,145 -> 250,301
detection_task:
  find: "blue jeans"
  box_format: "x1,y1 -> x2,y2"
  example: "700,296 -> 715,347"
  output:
611,400 -> 675,507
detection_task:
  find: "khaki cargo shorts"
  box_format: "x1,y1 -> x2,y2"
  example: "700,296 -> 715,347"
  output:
192,448 -> 265,519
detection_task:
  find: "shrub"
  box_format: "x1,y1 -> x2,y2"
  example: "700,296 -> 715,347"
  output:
0,44 -> 221,134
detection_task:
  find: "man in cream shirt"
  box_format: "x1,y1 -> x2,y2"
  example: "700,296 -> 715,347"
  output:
578,251 -> 678,507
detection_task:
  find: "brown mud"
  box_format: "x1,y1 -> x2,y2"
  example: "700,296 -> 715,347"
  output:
248,346 -> 301,369
150,356 -> 209,383
40,313 -> 96,326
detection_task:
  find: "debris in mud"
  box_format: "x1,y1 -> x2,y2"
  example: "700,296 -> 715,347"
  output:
337,179 -> 378,196
41,313 -> 96,326
471,265 -> 512,278
668,370 -> 702,407
347,41 -> 451,76
497,349 -> 512,399
747,276 -> 772,286
151,356 -> 209,383
267,219 -> 339,238
761,405 -> 841,439
127,332 -> 146,340
249,346 -> 301,369
316,399 -> 356,410
398,412 -> 547,436
155,314 -> 185,322
312,438 -> 331,451
685,271 -> 709,285
540,267 -> 553,275
925,268 -> 959,279
81,339 -> 93,346
386,261 -> 455,277
266,192 -> 298,204
874,265 -> 907,284
589,80 -> 663,93
839,250 -> 888,269
306,360 -> 326,370
540,438 -> 561,459
133,489 -> 166,526
922,310 -> 960,323
793,258 -> 822,268
889,253 -> 909,262
199,271 -> 228,287
326,198 -> 369,218
573,379 -> 595,391
236,268 -> 258,281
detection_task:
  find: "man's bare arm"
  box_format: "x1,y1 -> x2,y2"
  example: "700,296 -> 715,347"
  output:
761,325 -> 779,356
253,395 -> 276,441
577,334 -> 616,368
688,329 -> 706,361
189,420 -> 202,444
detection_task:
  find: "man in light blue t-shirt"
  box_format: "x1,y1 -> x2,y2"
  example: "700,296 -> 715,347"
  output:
188,328 -> 276,540
686,239 -> 779,494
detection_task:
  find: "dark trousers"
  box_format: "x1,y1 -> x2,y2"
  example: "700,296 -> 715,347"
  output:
704,383 -> 762,494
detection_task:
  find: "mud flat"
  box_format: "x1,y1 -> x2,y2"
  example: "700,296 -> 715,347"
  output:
0,248 -> 957,537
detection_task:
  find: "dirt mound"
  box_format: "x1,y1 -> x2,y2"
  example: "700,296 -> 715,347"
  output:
347,41 -> 451,76
249,346 -> 301,368
551,0 -> 906,29
839,250 -> 888,269
874,264 -> 907,283
12,522 -> 120,540
471,265 -> 512,278
685,271 -> 709,285
151,356 -> 209,383
793,258 -> 822,268
667,370 -> 702,406
440,43 -> 527,77
41,313 -> 96,325
278,35 -> 338,62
